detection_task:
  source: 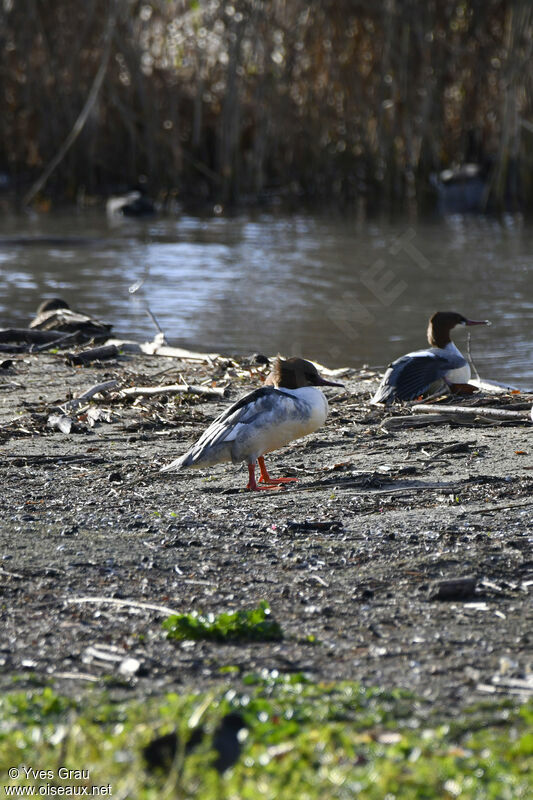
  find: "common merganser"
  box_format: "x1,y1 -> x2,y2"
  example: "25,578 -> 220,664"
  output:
161,356 -> 344,490
29,298 -> 112,341
371,311 -> 490,404
106,186 -> 156,217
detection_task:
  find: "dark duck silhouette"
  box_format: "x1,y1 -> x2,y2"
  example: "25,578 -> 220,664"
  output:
143,712 -> 247,774
29,298 -> 112,341
106,185 -> 156,217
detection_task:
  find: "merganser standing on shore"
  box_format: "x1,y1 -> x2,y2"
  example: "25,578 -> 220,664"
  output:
161,357 -> 344,490
371,311 -> 491,404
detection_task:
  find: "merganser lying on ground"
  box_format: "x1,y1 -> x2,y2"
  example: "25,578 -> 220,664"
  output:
29,298 -> 112,341
161,356 -> 344,490
371,311 -> 491,404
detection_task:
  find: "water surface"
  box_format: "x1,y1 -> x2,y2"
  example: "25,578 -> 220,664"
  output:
0,211 -> 531,388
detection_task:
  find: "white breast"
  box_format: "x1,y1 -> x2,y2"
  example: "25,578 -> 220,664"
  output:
439,342 -> 470,384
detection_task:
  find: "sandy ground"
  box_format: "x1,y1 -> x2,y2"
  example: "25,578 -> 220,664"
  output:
0,350 -> 532,712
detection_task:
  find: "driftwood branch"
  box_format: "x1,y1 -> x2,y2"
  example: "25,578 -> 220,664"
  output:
121,383 -> 228,399
59,379 -> 119,413
105,338 -> 219,362
0,345 -> 28,353
412,403 -> 530,420
0,328 -> 65,344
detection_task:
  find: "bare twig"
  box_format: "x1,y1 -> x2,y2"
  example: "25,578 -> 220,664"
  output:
466,332 -> 481,381
65,596 -> 180,616
59,379 -> 119,413
121,383 -> 228,399
33,330 -> 81,352
412,404 -> 529,420
474,499 -> 533,515
129,267 -> 168,343
48,672 -> 100,683
380,413 -> 453,429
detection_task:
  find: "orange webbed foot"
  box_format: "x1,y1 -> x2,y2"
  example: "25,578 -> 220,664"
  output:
246,462 -> 284,491
257,456 -> 298,487
259,476 -> 298,485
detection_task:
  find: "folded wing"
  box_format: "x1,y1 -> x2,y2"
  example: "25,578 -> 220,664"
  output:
372,353 -> 450,403
162,386 -> 296,470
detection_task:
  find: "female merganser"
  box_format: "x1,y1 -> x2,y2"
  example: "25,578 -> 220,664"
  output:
371,311 -> 490,404
161,357 -> 344,490
29,297 -> 112,341
106,186 -> 156,217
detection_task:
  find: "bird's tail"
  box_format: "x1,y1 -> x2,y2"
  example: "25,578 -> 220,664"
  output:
160,453 -> 190,472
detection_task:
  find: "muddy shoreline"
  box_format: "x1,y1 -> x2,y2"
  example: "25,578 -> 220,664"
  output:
1,350 -> 532,712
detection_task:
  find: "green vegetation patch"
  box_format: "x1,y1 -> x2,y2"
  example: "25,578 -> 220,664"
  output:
163,600 -> 283,642
0,674 -> 532,799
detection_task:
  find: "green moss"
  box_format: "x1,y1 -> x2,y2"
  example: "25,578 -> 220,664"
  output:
163,601 -> 283,642
0,676 -> 531,799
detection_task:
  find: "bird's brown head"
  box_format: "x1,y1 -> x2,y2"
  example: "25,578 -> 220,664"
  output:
36,297 -> 70,315
427,311 -> 490,348
266,357 -> 344,390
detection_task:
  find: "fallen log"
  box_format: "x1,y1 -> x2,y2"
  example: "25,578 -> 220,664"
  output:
0,328 -> 64,344
0,344 -> 27,353
412,404 -> 530,420
65,344 -> 120,366
121,383 -> 228,399
105,337 -> 219,362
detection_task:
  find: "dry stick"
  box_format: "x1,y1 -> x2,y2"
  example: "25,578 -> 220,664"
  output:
474,498 -> 533,515
59,379 -> 119,413
121,383 -> 228,399
66,596 -> 180,616
466,332 -> 481,381
299,481 -> 465,495
104,338 -> 220,362
412,404 -> 529,419
48,672 -> 100,683
144,306 -> 166,339
129,265 -> 168,343
381,414 -> 453,429
33,330 -> 81,352
22,7 -> 117,207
